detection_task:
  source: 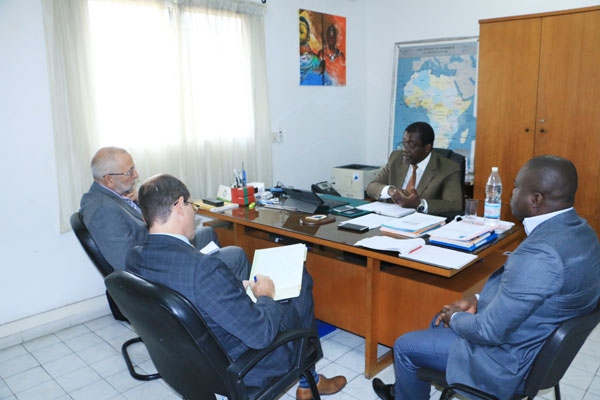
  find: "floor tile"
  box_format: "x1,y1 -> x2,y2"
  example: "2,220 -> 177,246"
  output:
0,318 -> 597,400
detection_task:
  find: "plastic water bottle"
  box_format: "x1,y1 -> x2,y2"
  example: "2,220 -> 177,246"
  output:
484,167 -> 502,222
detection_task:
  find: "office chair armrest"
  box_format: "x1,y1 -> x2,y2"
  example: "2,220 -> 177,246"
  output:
227,328 -> 319,380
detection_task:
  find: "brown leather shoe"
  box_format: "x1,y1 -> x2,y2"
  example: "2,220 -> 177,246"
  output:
296,374 -> 347,400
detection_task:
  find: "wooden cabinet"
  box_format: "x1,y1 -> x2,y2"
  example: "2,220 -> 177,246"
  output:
474,6 -> 600,234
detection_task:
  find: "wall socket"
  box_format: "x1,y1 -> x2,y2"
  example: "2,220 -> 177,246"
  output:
271,129 -> 283,143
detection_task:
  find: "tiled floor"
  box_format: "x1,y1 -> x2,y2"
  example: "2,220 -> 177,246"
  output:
1,314 -> 600,400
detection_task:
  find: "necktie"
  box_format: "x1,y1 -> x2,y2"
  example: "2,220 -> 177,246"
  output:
124,198 -> 142,215
406,164 -> 417,191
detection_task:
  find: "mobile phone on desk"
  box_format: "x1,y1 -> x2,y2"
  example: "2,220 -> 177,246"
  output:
337,223 -> 369,233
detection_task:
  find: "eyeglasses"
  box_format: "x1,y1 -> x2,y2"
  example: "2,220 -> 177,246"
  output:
183,200 -> 201,212
104,166 -> 136,177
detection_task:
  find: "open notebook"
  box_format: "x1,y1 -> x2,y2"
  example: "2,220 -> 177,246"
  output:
246,243 -> 307,302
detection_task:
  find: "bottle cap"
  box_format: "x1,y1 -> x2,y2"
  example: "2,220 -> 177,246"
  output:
492,167 -> 498,172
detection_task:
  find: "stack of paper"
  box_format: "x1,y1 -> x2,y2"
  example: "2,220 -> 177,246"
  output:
428,220 -> 497,251
354,236 -> 476,270
354,236 -> 425,255
380,213 -> 446,237
356,202 -> 416,218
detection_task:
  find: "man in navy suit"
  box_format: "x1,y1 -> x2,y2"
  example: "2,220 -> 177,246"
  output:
80,146 -> 249,279
366,121 -> 463,217
126,173 -> 347,398
372,155 -> 600,399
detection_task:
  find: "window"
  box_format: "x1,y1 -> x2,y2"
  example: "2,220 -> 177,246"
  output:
43,0 -> 271,231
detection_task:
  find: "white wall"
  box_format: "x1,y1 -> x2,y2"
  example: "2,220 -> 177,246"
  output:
0,0 -> 106,332
1,0 -> 597,340
264,0 -> 368,189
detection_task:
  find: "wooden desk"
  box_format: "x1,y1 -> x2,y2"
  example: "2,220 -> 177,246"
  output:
199,207 -> 524,377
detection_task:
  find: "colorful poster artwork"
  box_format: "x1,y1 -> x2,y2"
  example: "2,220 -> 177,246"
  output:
299,9 -> 346,86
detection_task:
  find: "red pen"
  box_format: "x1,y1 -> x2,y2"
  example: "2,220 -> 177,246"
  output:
409,245 -> 422,254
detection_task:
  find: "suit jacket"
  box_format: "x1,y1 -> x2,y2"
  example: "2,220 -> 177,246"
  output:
447,209 -> 600,398
366,150 -> 463,216
80,182 -> 147,270
126,234 -> 306,388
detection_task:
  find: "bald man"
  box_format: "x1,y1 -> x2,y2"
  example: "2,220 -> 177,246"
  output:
372,155 -> 600,400
79,146 -> 249,279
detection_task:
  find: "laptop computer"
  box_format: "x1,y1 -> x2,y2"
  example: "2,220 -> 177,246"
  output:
278,187 -> 349,214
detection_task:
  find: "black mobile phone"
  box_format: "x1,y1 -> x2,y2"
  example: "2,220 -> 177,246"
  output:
337,223 -> 369,233
203,197 -> 224,207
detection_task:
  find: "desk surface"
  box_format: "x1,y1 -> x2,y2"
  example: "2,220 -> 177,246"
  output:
200,205 -> 524,377
204,206 -> 521,278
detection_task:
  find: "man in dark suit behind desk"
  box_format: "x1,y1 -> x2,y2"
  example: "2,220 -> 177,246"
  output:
366,121 -> 462,217
80,146 -> 248,280
372,155 -> 600,400
126,173 -> 347,398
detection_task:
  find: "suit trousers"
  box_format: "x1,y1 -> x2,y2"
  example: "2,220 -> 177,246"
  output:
393,315 -> 458,400
193,226 -> 250,281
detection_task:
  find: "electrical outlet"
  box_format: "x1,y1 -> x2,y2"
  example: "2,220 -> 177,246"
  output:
271,129 -> 283,143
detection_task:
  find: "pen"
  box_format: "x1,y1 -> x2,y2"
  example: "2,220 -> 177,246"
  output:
409,245 -> 422,254
242,162 -> 247,186
253,275 -> 257,283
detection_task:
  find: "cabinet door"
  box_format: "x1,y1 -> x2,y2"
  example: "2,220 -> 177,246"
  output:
535,10 -> 600,232
474,18 -> 540,220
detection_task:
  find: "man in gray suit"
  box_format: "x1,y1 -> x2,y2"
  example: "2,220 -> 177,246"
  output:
366,121 -> 463,217
126,173 -> 347,398
372,155 -> 600,400
79,146 -> 249,279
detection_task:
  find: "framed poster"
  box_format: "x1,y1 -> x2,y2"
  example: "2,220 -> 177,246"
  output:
299,9 -> 346,86
389,37 -> 478,173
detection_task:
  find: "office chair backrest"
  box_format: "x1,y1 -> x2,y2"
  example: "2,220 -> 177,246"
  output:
105,270 -> 234,400
70,212 -> 115,277
432,148 -> 466,185
70,211 -> 127,321
523,299 -> 600,397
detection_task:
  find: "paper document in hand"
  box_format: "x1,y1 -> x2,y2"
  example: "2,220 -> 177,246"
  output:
354,236 -> 425,255
199,241 -> 220,255
246,243 -> 307,302
356,202 -> 416,218
401,245 -> 477,270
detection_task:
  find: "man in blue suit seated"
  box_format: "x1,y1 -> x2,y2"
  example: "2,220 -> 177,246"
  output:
80,146 -> 249,280
372,155 -> 600,400
126,173 -> 347,399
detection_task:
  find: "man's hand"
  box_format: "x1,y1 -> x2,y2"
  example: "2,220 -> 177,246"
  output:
435,294 -> 478,327
124,188 -> 139,202
388,187 -> 420,209
243,274 -> 276,299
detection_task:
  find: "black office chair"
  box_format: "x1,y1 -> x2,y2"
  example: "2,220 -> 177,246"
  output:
416,299 -> 600,400
70,212 -> 127,321
105,270 -> 323,400
432,148 -> 466,188
70,211 -> 158,381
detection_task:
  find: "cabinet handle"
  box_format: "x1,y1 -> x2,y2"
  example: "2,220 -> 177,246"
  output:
525,128 -> 530,132
540,128 -> 545,133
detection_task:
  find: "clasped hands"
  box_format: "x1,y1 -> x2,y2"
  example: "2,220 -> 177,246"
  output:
435,294 -> 478,327
243,274 -> 276,299
388,186 -> 420,209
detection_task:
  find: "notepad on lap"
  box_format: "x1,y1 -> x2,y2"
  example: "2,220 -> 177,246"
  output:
246,243 -> 307,302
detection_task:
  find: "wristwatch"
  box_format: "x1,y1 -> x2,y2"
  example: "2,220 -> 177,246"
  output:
417,199 -> 426,213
